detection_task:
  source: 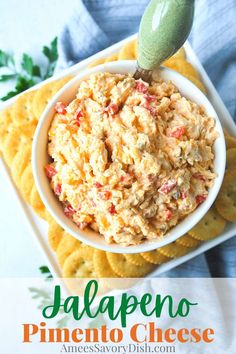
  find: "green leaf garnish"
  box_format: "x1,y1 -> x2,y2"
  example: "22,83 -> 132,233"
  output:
32,65 -> 41,77
1,90 -> 19,101
16,76 -> 35,90
39,265 -> 51,274
0,50 -> 14,67
0,37 -> 58,100
21,53 -> 34,76
43,37 -> 58,63
0,74 -> 17,82
43,37 -> 58,79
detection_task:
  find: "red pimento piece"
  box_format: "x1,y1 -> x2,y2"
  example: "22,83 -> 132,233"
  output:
165,208 -> 172,221
144,94 -> 156,102
54,184 -> 62,196
193,174 -> 206,182
143,101 -> 156,116
94,182 -> 103,188
196,195 -> 207,205
158,179 -> 177,194
76,110 -> 83,126
135,80 -> 149,93
76,110 -> 83,118
45,164 -> 57,178
55,102 -> 67,114
181,192 -> 187,200
148,106 -> 156,116
108,103 -> 119,115
98,190 -> 112,200
64,203 -> 76,217
103,103 -> 119,117
121,173 -> 133,184
77,222 -> 88,230
169,126 -> 186,139
108,204 -> 117,215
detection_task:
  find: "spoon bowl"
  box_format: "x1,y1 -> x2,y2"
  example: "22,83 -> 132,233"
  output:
135,0 -> 195,81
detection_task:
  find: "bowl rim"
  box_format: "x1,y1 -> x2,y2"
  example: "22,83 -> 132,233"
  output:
32,60 -> 226,254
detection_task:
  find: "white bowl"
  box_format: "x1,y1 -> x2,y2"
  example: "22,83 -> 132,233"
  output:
32,60 -> 226,254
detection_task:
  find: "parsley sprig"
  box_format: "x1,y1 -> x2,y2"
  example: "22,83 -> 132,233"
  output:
39,265 -> 53,279
0,37 -> 58,101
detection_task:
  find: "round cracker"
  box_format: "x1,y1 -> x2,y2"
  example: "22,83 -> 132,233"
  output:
176,234 -> 201,248
88,58 -> 106,68
215,170 -> 236,222
225,135 -> 236,150
226,148 -> 236,171
94,250 -> 119,278
56,233 -> 81,266
118,39 -> 136,60
48,219 -> 64,251
32,76 -> 72,120
32,81 -> 59,118
106,252 -> 154,277
11,91 -> 37,138
20,164 -> 34,202
11,144 -> 31,185
62,247 -> 96,278
163,58 -> 200,79
124,253 -> 152,266
185,74 -> 206,93
51,76 -> 73,94
171,47 -> 186,60
2,128 -> 22,164
0,108 -> 13,150
163,58 -> 206,93
30,184 -> 46,219
163,48 -> 186,65
141,250 -> 170,265
158,242 -> 191,258
189,207 -> 226,240
105,54 -> 118,63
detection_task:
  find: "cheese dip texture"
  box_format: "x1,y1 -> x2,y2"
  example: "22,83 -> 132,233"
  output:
47,72 -> 218,246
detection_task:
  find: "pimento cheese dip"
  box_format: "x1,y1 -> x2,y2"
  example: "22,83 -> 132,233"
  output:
47,72 -> 218,245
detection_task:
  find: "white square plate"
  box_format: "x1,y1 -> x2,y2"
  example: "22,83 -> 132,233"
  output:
0,34 -> 235,277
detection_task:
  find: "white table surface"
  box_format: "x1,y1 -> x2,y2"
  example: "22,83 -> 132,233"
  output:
0,0 -> 79,277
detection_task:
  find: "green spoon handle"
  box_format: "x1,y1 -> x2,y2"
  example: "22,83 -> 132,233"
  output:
137,0 -> 195,71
